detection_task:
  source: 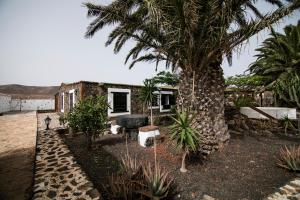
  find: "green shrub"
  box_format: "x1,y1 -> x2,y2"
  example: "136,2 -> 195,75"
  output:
234,96 -> 255,109
277,146 -> 300,172
58,113 -> 67,127
66,95 -> 109,148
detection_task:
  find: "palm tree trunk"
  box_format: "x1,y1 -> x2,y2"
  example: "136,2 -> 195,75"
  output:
178,65 -> 230,154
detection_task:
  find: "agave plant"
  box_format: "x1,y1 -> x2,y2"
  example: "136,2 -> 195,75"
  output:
169,109 -> 199,172
281,115 -> 296,134
277,146 -> 300,172
141,163 -> 173,200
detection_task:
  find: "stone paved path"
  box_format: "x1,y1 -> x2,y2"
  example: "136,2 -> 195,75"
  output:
0,111 -> 37,200
33,113 -> 101,200
266,178 -> 300,200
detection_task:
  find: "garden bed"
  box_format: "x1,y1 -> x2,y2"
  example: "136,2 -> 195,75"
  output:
62,127 -> 299,200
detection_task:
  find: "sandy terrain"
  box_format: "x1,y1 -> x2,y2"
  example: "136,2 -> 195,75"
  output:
0,111 -> 37,200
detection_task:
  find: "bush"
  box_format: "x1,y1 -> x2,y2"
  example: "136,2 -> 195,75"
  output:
277,146 -> 300,172
66,95 -> 109,148
58,113 -> 67,127
234,96 -> 256,109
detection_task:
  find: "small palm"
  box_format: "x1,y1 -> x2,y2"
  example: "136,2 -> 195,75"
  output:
169,110 -> 199,172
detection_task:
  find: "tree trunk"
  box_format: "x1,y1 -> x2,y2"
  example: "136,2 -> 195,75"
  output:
180,150 -> 188,173
178,65 -> 230,154
86,133 -> 92,149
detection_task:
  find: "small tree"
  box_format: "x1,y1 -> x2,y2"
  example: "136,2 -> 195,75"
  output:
281,115 -> 296,134
140,79 -> 158,126
169,109 -> 199,173
67,95 -> 109,149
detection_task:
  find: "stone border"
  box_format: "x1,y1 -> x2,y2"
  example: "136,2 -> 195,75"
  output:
266,178 -> 300,200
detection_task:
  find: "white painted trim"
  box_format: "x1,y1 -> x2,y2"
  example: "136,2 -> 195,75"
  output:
61,92 -> 64,113
107,88 -> 131,117
160,91 -> 173,112
69,89 -> 76,108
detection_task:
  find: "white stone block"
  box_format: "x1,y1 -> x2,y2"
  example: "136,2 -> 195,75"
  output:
138,130 -> 160,147
111,124 -> 121,134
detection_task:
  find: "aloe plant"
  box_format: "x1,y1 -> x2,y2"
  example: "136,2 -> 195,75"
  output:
121,153 -> 142,178
142,163 -> 173,200
277,146 -> 300,172
169,109 -> 199,172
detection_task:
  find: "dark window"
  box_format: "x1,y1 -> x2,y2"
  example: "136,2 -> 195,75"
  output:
113,92 -> 128,113
161,93 -> 175,110
69,93 -> 74,110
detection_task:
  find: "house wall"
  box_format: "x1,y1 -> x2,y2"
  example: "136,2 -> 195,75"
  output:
55,81 -> 177,119
102,83 -> 144,116
10,99 -> 54,111
0,93 -> 11,113
56,83 -> 83,113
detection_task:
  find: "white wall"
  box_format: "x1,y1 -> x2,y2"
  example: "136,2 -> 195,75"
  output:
11,99 -> 55,111
240,107 -> 297,120
0,94 -> 12,113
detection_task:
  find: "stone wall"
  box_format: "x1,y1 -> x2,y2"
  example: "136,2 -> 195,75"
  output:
56,82 -> 83,113
11,99 -> 55,111
0,93 -> 11,113
56,81 -> 177,120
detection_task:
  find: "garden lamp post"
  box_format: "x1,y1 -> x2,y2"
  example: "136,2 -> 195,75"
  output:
44,115 -> 52,130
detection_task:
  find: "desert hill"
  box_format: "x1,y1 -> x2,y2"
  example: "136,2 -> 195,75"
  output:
0,84 -> 59,99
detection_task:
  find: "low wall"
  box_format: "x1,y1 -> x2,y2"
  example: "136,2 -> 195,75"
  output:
240,107 -> 297,120
0,94 -> 11,113
11,99 -> 55,111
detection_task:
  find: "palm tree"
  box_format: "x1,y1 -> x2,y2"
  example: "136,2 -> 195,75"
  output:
140,79 -> 158,126
84,0 -> 300,154
249,23 -> 300,87
169,109 -> 199,172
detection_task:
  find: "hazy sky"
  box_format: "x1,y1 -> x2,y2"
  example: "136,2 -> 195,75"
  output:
0,0 -> 299,86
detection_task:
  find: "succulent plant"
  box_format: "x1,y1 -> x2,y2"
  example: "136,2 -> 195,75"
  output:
277,146 -> 300,172
121,153 -> 143,179
141,163 -> 173,200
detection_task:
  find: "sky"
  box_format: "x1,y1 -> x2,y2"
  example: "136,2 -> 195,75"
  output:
0,0 -> 299,86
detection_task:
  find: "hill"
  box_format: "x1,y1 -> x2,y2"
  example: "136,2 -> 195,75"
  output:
0,84 -> 59,99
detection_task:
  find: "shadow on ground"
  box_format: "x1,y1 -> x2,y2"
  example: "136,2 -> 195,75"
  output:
61,134 -> 121,199
0,148 -> 35,200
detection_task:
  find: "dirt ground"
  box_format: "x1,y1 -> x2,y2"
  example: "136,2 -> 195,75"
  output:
62,127 -> 299,200
0,111 -> 37,200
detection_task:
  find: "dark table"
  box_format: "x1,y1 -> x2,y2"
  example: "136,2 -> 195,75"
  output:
116,114 -> 148,139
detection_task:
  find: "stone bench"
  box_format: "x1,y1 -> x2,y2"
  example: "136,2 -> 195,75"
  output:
138,125 -> 160,147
